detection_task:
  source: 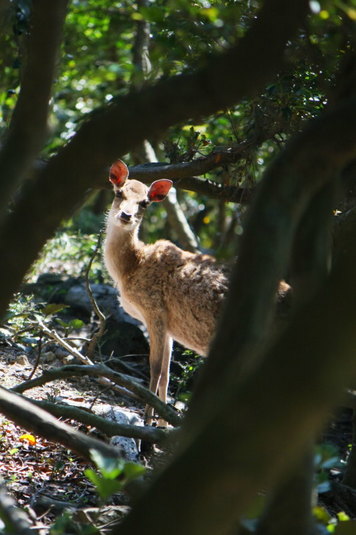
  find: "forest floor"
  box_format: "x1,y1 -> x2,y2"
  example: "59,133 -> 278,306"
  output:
0,340 -> 153,534
1,337 -> 355,534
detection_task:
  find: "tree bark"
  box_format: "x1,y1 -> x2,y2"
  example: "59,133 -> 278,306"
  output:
256,448 -> 316,535
189,97 -> 356,420
0,0 -> 69,218
255,182 -> 336,535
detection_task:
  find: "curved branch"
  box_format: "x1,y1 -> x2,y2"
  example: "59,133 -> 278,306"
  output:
128,146 -> 255,201
25,397 -> 168,444
12,363 -> 182,427
0,386 -> 124,461
0,0 -> 309,318
129,143 -> 251,180
171,175 -> 253,203
0,0 -> 68,218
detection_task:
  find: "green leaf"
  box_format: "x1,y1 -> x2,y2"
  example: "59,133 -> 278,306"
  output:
89,449 -> 125,479
84,469 -> 123,500
43,303 -> 68,316
123,462 -> 146,481
68,318 -> 85,329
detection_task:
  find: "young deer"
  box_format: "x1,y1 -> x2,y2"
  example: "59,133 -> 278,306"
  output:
104,160 -> 229,424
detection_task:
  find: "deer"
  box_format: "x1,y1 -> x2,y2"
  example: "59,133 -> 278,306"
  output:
104,159 -> 230,425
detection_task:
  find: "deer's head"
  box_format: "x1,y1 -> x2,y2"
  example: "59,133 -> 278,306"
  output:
108,160 -> 173,230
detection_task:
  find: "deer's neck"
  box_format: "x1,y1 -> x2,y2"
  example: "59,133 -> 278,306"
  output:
104,216 -> 142,283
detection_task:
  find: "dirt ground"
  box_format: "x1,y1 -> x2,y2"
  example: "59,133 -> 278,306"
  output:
0,343 -> 152,534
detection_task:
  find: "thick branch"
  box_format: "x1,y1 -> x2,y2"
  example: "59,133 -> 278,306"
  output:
256,448 -> 315,535
169,175 -> 253,202
189,96 -> 356,419
128,151 -> 255,202
12,364 -> 182,427
113,102 -> 356,535
0,0 -> 68,217
0,0 -> 309,318
129,144 -> 251,180
0,386 -> 124,461
24,396 -> 168,444
254,183 -> 336,535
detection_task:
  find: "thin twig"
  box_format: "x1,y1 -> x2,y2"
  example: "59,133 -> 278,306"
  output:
35,321 -> 135,397
37,319 -> 94,365
27,330 -> 43,381
105,356 -> 148,380
84,230 -> 107,359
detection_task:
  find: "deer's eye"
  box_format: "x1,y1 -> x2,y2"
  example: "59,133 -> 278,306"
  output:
139,199 -> 149,209
115,190 -> 123,199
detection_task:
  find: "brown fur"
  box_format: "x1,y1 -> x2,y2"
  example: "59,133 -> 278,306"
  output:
104,171 -> 228,424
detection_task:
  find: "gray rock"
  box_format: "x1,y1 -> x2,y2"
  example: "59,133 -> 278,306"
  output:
64,283 -> 138,326
95,405 -> 143,462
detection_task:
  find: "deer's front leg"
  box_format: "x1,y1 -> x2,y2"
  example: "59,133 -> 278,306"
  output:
145,318 -> 172,426
157,336 -> 173,427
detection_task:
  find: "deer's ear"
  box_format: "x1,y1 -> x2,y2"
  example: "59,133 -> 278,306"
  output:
148,179 -> 173,202
109,160 -> 129,186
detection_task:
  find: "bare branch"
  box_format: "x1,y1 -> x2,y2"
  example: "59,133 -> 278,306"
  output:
38,319 -> 94,366
132,0 -> 151,87
0,386 -> 125,461
28,397 -> 169,444
128,147 -> 255,201
37,320 -> 140,398
12,363 -> 182,427
171,175 -> 253,203
84,231 -> 107,359
128,144 -> 251,181
164,188 -> 200,252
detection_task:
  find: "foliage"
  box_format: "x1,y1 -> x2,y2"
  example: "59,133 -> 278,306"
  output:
85,449 -> 145,502
1,0 -> 350,256
170,349 -> 204,402
2,290 -> 83,346
29,229 -> 105,284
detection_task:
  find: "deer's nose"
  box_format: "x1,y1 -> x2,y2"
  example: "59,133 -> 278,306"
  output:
120,211 -> 132,222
